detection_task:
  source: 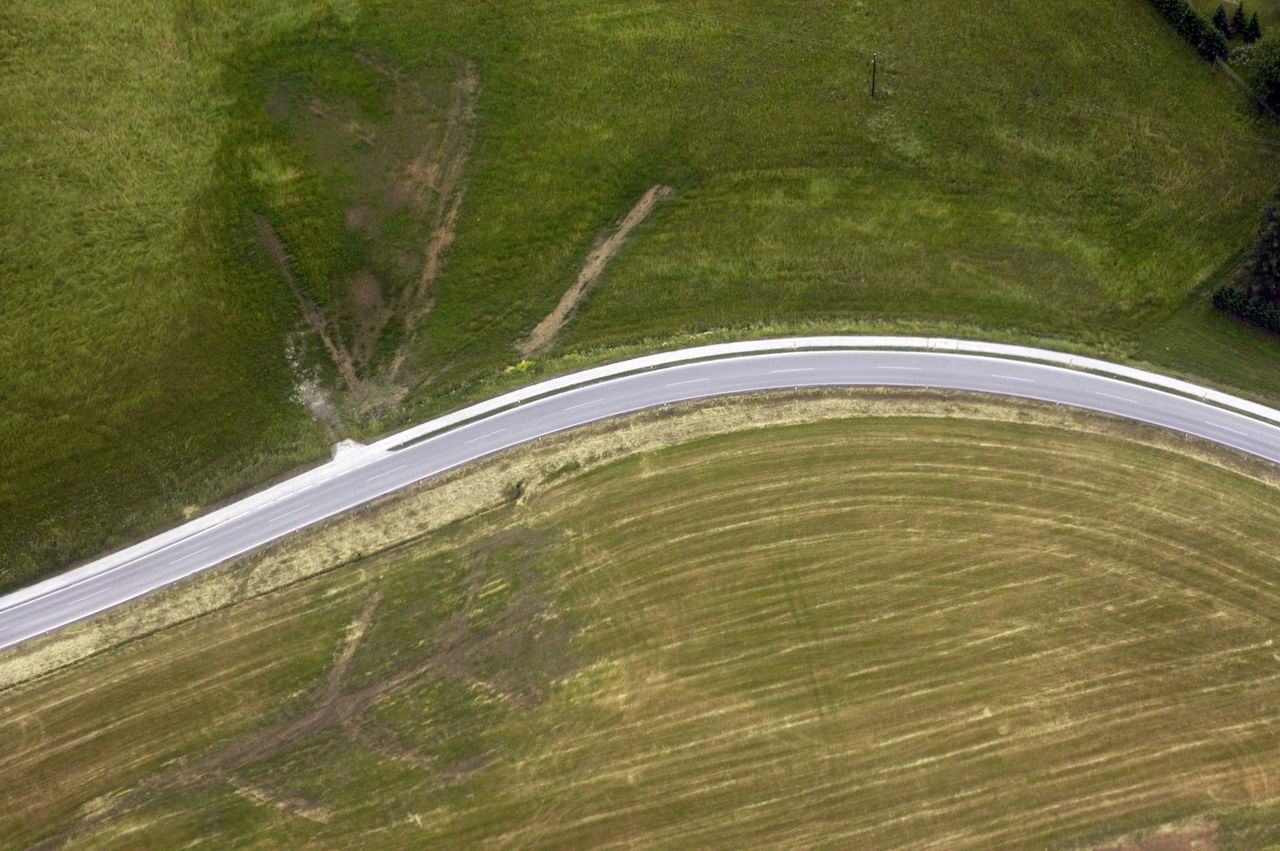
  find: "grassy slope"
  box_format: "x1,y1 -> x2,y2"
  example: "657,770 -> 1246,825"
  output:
1137,246 -> 1280,392
4,417 -> 1280,847
0,1 -> 331,589
4,0 -> 1280,591
429,0 -> 1280,362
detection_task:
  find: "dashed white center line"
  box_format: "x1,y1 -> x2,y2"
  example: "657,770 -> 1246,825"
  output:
877,365 -> 923,371
1216,424 -> 1248,437
176,545 -> 211,564
270,504 -> 312,521
564,399 -> 599,411
991,373 -> 1035,383
668,377 -> 711,386
769,367 -> 816,374
368,464 -> 408,482
1094,391 -> 1130,403
67,588 -> 112,607
464,429 -> 506,445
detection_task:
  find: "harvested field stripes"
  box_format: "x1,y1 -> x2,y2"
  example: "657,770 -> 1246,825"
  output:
4,416 -> 1280,847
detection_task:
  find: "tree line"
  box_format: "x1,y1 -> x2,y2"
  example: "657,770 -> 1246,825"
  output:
1144,0 -> 1266,60
1145,0 -> 1229,59
1214,198 -> 1280,334
1212,3 -> 1263,43
1141,2 -> 1280,334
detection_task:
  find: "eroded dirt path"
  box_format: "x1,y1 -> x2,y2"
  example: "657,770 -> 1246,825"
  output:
262,53 -> 666,422
260,54 -> 480,423
256,214 -> 360,393
518,184 -> 674,358
388,59 -> 480,383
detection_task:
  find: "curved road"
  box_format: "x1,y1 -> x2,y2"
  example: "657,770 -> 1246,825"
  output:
4,343 -> 1280,652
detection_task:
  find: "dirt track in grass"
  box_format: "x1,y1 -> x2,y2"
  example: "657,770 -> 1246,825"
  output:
518,183 -> 674,358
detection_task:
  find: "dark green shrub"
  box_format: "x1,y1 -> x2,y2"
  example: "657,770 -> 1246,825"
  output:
1212,193 -> 1280,334
1245,199 -> 1280,303
1212,286 -> 1280,332
1234,36 -> 1280,109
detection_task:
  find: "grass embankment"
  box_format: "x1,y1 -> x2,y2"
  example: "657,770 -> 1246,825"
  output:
4,413 -> 1280,847
1138,247 -> 1280,392
4,0 -> 1280,591
0,2 -> 330,592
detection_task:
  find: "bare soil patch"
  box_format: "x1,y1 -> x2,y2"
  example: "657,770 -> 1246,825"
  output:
518,184 -> 674,358
258,54 -> 480,422
387,59 -> 479,383
344,270 -> 391,367
343,205 -> 378,236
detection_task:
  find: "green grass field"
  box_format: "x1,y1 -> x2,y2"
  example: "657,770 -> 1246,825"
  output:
4,0 -> 1280,591
4,414 -> 1280,847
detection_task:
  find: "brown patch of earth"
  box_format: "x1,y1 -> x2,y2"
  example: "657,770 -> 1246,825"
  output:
258,54 -> 479,422
344,270 -> 392,367
385,58 -> 480,385
518,184 -> 674,358
303,96 -> 376,144
344,205 -> 379,237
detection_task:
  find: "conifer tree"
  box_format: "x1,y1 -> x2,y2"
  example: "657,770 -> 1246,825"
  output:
1214,3 -> 1233,35
1246,11 -> 1263,42
1143,0 -> 1229,60
1233,3 -> 1249,35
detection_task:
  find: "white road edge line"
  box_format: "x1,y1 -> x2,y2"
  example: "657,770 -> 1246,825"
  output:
10,335 -> 1280,623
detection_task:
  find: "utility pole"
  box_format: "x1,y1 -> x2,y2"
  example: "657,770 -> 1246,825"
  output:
870,52 -> 878,98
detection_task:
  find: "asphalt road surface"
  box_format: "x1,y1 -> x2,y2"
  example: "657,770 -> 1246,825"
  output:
4,348 -> 1280,652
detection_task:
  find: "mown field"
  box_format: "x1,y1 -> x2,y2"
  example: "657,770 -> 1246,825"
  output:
4,414 -> 1280,848
4,0 -> 1280,591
